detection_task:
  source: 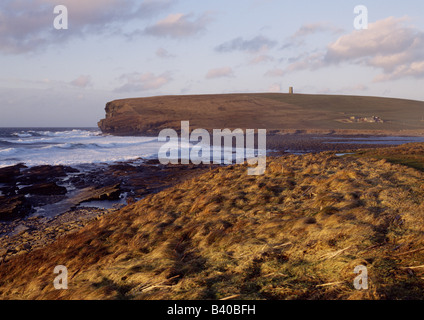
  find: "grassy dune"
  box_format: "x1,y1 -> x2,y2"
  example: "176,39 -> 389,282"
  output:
98,93 -> 424,136
1,144 -> 424,299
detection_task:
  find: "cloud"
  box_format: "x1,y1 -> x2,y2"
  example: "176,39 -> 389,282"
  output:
216,35 -> 277,65
115,72 -> 172,92
249,54 -> 274,65
156,47 -> 175,58
374,61 -> 424,82
325,16 -> 424,81
281,22 -> 344,50
1,75 -> 95,90
215,35 -> 277,53
268,83 -> 281,93
0,0 -> 173,54
285,52 -> 325,72
69,75 -> 92,88
319,84 -> 369,94
284,17 -> 424,81
205,67 -> 234,79
143,12 -> 213,38
292,22 -> 344,39
264,68 -> 284,77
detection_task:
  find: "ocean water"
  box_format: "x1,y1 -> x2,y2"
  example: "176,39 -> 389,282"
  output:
1,128 -> 422,169
0,127 -> 168,168
0,127 -> 256,168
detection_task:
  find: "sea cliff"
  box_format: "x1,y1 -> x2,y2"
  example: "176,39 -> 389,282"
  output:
98,93 -> 424,136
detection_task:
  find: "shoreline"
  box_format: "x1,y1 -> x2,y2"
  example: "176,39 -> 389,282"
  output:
0,159 -> 217,263
101,129 -> 424,138
2,141 -> 424,299
0,207 -> 113,263
1,132 -> 423,264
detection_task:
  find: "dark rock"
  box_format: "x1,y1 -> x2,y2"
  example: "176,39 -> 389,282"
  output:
60,183 -> 122,210
18,182 -> 67,196
13,224 -> 32,236
68,169 -> 119,189
0,163 -> 26,184
17,165 -> 74,184
0,195 -> 32,221
26,194 -> 67,208
85,184 -> 121,201
0,186 -> 19,197
144,159 -> 161,165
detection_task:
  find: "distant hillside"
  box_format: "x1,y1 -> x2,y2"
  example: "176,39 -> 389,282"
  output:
98,93 -> 424,136
1,143 -> 424,299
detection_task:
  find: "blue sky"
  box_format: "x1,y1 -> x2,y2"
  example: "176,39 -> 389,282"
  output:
0,0 -> 424,126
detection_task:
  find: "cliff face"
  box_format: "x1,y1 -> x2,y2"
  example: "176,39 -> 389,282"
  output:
97,93 -> 291,136
97,100 -> 166,136
98,93 -> 424,136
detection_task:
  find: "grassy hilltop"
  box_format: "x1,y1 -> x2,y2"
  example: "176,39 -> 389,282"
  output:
98,93 -> 424,136
1,143 -> 424,300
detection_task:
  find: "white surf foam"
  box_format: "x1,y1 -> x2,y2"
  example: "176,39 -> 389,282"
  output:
0,129 -> 165,168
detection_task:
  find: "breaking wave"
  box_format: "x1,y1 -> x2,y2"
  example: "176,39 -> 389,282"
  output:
0,128 -> 165,168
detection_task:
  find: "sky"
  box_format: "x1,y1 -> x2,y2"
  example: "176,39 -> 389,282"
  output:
0,0 -> 424,127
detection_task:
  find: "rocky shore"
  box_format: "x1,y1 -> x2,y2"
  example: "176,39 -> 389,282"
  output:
1,142 -> 424,300
0,207 -> 111,263
0,133 -> 406,265
0,159 -> 217,263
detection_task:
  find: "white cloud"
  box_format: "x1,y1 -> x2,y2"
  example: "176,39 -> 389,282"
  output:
325,16 -> 424,81
268,83 -> 281,93
69,75 -> 92,88
205,67 -> 234,79
285,52 -> 325,72
281,22 -> 344,50
0,0 -> 173,54
264,68 -> 284,77
156,47 -> 175,58
115,72 -> 172,92
292,22 -> 344,39
319,84 -> 368,94
284,17 -> 424,81
143,12 -> 213,38
216,35 -> 277,53
249,54 -> 274,65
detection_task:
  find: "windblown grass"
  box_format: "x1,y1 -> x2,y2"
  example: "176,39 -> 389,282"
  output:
1,144 -> 424,300
352,143 -> 424,172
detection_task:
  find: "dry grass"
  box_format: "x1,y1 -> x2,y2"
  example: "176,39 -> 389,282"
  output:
1,144 -> 424,300
352,143 -> 424,172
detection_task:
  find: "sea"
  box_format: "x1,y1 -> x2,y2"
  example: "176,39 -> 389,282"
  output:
0,127 -> 169,168
1,127 -> 424,169
1,127 -> 424,213
0,127 -> 255,169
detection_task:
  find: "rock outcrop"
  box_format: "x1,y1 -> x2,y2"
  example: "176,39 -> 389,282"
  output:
0,195 -> 31,221
18,182 -> 67,196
